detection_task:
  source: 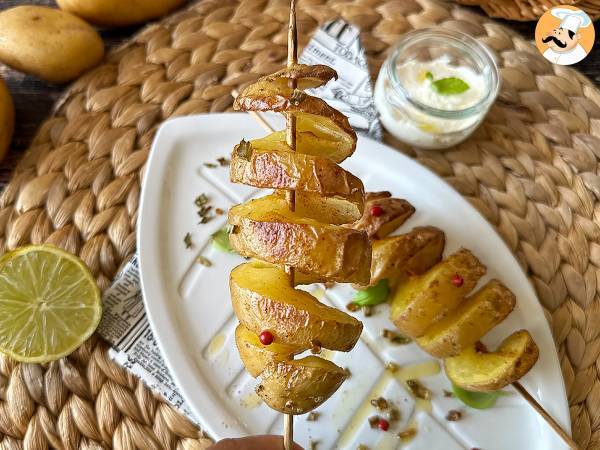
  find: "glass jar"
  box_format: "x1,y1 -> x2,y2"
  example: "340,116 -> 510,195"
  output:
374,29 -> 500,150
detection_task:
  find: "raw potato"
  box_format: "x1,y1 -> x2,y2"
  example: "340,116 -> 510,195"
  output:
56,0 -> 184,27
230,261 -> 363,351
353,192 -> 415,239
257,356 -> 347,414
368,226 -> 445,287
416,279 -> 516,358
235,324 -> 300,378
445,330 -> 539,391
390,248 -> 486,337
0,6 -> 104,84
229,193 -> 371,284
0,79 -> 14,162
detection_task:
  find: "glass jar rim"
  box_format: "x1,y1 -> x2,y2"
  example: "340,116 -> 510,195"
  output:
386,28 -> 500,119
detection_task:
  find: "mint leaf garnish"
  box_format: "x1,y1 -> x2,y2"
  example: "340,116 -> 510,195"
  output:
431,77 -> 469,95
352,279 -> 390,307
211,227 -> 235,253
452,384 -> 501,409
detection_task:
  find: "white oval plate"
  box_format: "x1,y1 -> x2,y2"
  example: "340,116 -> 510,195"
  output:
138,113 -> 570,450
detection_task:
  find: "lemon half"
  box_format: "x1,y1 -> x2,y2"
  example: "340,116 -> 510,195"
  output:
0,245 -> 101,363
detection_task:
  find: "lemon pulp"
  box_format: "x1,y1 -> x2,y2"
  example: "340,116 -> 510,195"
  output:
0,245 -> 101,362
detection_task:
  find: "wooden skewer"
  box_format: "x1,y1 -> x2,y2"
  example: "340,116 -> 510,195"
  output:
512,381 -> 579,449
283,1 -> 298,449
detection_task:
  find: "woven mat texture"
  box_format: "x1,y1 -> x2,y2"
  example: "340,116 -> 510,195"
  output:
0,0 -> 598,448
454,0 -> 600,21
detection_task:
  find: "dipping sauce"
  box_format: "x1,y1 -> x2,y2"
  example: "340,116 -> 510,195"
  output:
374,29 -> 500,150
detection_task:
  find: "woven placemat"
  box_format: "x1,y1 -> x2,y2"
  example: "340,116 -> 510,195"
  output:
0,0 -> 598,448
455,0 -> 600,21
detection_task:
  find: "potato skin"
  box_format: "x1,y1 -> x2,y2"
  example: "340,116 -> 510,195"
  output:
262,64 -> 338,90
416,279 -> 516,358
368,226 -> 445,287
235,324 -> 300,378
257,356 -> 347,414
390,248 -> 486,337
56,0 -> 184,27
234,81 -> 355,143
230,142 -> 364,220
234,81 -> 356,163
0,79 -> 14,162
0,6 -> 104,84
353,192 -> 415,239
230,262 -> 363,351
229,194 -> 371,284
445,330 -> 539,391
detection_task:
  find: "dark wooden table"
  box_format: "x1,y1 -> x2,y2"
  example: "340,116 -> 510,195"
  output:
0,1 -> 597,182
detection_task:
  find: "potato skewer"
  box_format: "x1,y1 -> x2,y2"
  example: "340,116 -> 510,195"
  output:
228,0 -> 371,447
355,200 -> 576,448
237,91 -> 578,450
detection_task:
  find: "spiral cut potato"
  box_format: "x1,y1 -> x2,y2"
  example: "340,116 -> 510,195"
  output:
352,193 -> 539,392
228,64 -> 370,414
390,248 -> 539,391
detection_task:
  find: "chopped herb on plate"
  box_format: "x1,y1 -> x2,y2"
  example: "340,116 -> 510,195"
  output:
196,256 -> 212,267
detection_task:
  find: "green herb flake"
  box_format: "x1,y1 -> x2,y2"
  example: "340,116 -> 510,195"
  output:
211,228 -> 235,253
425,71 -> 434,81
235,140 -> 252,160
431,77 -> 470,95
381,329 -> 412,345
452,384 -> 501,409
352,279 -> 390,307
198,205 -> 212,216
184,233 -> 193,249
196,256 -> 212,267
195,193 -> 209,208
203,162 -> 218,169
406,379 -> 431,400
194,193 -> 214,224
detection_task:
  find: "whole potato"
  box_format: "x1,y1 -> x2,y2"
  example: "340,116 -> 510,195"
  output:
0,6 -> 104,84
56,0 -> 185,27
0,79 -> 14,162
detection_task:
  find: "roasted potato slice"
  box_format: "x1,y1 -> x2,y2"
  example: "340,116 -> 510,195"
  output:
257,356 -> 347,414
353,192 -> 415,238
416,280 -> 516,358
260,64 -> 337,90
368,226 -> 445,288
234,82 -> 356,163
390,249 -> 486,337
445,330 -> 539,392
243,113 -> 355,164
229,193 -> 371,284
230,261 -> 363,351
235,324 -> 302,378
230,141 -> 364,221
